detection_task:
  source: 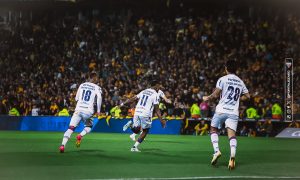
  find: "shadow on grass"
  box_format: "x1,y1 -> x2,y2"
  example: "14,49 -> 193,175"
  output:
150,140 -> 186,144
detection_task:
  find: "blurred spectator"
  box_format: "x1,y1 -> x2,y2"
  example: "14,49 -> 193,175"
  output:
0,5 -> 298,118
110,106 -> 121,118
288,121 -> 300,128
265,104 -> 273,119
190,101 -> 200,119
173,103 -> 185,119
272,103 -> 283,120
58,107 -> 70,116
240,125 -> 248,136
194,119 -> 208,136
31,104 -> 40,116
248,128 -> 256,137
263,119 -> 273,137
8,106 -> 20,116
256,121 -> 265,136
246,107 -> 259,119
200,101 -> 209,118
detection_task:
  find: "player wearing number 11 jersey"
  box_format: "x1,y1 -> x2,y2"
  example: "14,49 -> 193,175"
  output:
120,79 -> 166,152
203,60 -> 250,170
59,72 -> 102,153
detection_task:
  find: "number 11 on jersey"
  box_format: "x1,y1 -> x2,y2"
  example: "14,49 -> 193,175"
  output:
140,95 -> 149,106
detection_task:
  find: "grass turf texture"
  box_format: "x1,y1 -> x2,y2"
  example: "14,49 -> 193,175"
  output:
0,131 -> 299,180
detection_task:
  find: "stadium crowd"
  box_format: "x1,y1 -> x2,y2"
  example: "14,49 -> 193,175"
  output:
0,5 -> 299,120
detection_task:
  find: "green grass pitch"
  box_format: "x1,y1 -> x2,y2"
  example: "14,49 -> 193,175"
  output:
0,131 -> 300,180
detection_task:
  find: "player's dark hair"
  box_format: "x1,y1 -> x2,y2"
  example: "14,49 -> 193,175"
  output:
225,60 -> 237,74
89,72 -> 98,79
150,79 -> 158,87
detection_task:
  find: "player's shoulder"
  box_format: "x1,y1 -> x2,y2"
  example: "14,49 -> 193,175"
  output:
231,74 -> 246,84
83,82 -> 102,91
158,89 -> 164,95
145,88 -> 158,95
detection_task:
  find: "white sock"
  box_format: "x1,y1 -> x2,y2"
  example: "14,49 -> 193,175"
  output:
133,141 -> 140,148
62,129 -> 73,146
229,137 -> 237,158
131,133 -> 137,137
211,132 -> 220,153
80,127 -> 92,137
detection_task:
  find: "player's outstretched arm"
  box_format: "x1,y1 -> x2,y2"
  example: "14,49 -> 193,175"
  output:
203,88 -> 222,102
120,96 -> 138,107
154,104 -> 166,128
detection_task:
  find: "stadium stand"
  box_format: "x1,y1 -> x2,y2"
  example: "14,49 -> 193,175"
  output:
0,0 -> 299,123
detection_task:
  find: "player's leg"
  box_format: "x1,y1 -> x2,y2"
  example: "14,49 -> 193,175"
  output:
129,133 -> 137,141
131,128 -> 149,152
60,112 -> 81,152
76,114 -> 93,147
131,117 -> 151,152
123,120 -> 133,131
225,114 -> 239,170
130,127 -> 144,141
210,113 -> 226,165
130,115 -> 142,134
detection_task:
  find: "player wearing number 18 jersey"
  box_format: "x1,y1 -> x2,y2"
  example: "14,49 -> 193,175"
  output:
59,72 -> 102,153
203,60 -> 250,170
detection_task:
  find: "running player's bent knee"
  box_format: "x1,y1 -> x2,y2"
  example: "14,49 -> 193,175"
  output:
131,126 -> 141,134
69,126 -> 76,131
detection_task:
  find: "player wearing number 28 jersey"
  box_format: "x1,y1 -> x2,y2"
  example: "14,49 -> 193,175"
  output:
59,72 -> 102,153
203,60 -> 250,170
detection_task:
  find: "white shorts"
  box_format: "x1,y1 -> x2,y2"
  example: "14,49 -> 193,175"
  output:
133,115 -> 152,129
211,113 -> 239,131
69,111 -> 93,127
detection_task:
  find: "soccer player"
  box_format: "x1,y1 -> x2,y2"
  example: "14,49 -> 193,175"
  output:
203,60 -> 250,170
128,88 -> 172,141
121,79 -> 166,152
59,72 -> 102,153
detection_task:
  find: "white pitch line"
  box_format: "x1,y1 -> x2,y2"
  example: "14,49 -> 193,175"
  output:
81,176 -> 300,180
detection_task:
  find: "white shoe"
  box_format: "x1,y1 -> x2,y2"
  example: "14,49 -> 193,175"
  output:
129,134 -> 136,141
123,121 -> 133,131
131,147 -> 141,152
211,151 -> 222,165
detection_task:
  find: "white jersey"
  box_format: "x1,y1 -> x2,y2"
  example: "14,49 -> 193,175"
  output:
215,74 -> 248,116
134,88 -> 159,118
158,90 -> 165,101
75,82 -> 102,115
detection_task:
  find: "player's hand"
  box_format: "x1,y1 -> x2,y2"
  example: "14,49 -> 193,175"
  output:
165,99 -> 172,104
203,96 -> 210,102
160,119 -> 166,128
95,112 -> 101,117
